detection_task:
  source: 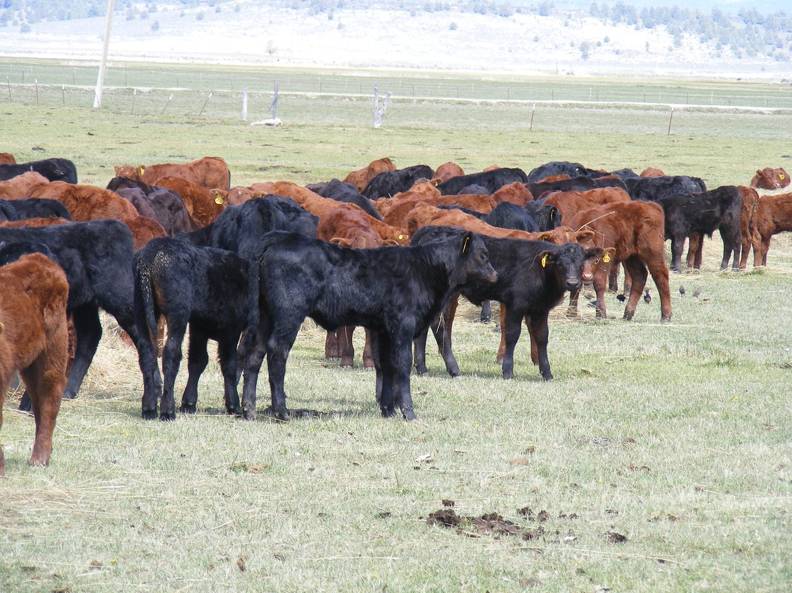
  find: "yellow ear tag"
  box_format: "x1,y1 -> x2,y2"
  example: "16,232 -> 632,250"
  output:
398,234 -> 405,240
540,254 -> 549,268
461,236 -> 470,254
603,253 -> 611,263
214,195 -> 225,205
138,166 -> 145,176
780,173 -> 786,180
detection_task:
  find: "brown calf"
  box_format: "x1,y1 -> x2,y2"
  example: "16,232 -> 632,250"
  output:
343,157 -> 396,192
640,167 -> 666,177
567,201 -> 671,321
544,187 -> 631,224
0,152 -> 16,164
0,171 -> 50,199
0,253 -> 69,475
433,162 -> 465,183
114,156 -> 231,190
155,176 -> 226,228
750,167 -> 790,190
751,192 -> 792,267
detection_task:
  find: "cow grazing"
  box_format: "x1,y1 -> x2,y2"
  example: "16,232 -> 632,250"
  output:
28,181 -> 138,221
437,167 -> 528,195
657,186 -> 742,272
609,168 -> 639,180
134,238 -> 259,420
624,175 -> 706,201
0,152 -> 16,164
305,178 -> 382,220
108,177 -> 194,235
0,198 -> 71,221
343,157 -> 396,192
0,158 -> 77,184
155,176 -> 226,227
750,167 -> 790,190
411,226 -> 605,379
0,171 -> 50,199
527,161 -> 605,183
115,156 -> 230,190
433,162 -> 465,183
491,182 -> 534,206
0,253 -> 69,475
750,192 -> 792,267
0,221 -> 161,411
526,175 -> 627,200
640,167 -> 666,177
566,201 -> 672,321
362,165 -> 435,198
239,230 -> 497,421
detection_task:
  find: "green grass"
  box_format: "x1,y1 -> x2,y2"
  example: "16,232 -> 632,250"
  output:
1,63 -> 792,593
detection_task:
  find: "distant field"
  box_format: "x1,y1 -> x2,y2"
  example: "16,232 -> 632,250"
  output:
1,62 -> 791,593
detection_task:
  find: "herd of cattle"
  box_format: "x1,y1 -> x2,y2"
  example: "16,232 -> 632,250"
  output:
0,151 -> 790,475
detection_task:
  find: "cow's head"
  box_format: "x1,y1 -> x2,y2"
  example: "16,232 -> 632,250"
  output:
454,231 -> 497,285
537,243 -> 610,292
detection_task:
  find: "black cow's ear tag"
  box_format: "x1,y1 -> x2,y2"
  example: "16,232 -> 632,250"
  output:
461,235 -> 470,255
540,254 -> 549,268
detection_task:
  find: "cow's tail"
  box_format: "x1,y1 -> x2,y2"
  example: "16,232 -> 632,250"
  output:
134,260 -> 159,345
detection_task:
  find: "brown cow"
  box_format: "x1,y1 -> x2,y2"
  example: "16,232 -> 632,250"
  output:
0,217 -> 71,229
750,167 -> 790,190
566,201 -> 671,321
751,192 -> 792,267
115,156 -> 231,190
491,182 -> 534,206
535,174 -> 572,184
640,167 -> 666,177
155,176 -> 225,228
483,164 -> 501,172
433,162 -> 465,183
0,152 -> 16,165
544,187 -> 631,223
0,253 -> 69,475
343,157 -> 396,192
29,182 -> 139,221
0,171 -> 49,199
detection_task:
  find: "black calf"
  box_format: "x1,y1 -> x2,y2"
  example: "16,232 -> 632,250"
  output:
0,198 -> 71,221
625,175 -> 707,201
657,186 -> 742,272
411,226 -> 604,380
240,230 -> 497,421
0,158 -> 78,183
134,238 -> 259,420
438,168 -> 528,195
527,161 -> 605,182
306,179 -> 383,220
362,165 -> 435,198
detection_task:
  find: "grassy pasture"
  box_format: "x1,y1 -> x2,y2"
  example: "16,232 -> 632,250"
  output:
1,62 -> 791,593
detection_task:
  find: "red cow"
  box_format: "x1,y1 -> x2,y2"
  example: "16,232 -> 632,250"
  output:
750,167 -> 790,190
751,192 -> 792,267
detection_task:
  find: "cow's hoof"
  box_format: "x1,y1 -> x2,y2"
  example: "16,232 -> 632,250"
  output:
271,407 -> 290,421
18,399 -> 32,413
380,406 -> 396,418
502,371 -> 513,380
415,365 -> 428,375
63,390 -> 78,400
363,359 -> 375,369
402,409 -> 417,421
242,408 -> 256,421
142,409 -> 158,420
448,365 -> 460,378
661,315 -> 672,323
340,358 -> 354,368
541,373 -> 554,382
180,404 -> 197,414
225,406 -> 241,416
159,411 -> 176,422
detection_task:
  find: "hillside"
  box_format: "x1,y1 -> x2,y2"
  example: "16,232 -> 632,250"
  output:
0,1 -> 790,79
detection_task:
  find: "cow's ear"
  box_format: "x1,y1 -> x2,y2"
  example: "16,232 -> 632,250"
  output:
537,250 -> 553,269
330,237 -> 353,248
460,231 -> 473,255
538,231 -> 554,242
576,229 -> 596,244
383,238 -> 400,246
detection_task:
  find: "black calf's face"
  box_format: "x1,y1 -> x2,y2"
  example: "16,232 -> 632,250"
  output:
460,234 -> 498,284
540,245 -> 603,291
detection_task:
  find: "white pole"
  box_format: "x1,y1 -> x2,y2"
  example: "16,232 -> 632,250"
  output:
93,0 -> 115,109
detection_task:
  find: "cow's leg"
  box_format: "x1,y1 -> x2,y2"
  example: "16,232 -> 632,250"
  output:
621,263 -> 632,298
21,335 -> 67,467
159,316 -> 188,421
567,288 -> 580,319
374,331 -> 396,417
362,329 -> 374,368
722,225 -> 741,272
265,321 -> 301,421
739,230 -> 752,270
63,304 -> 102,400
480,300 -> 492,323
670,236 -> 684,273
390,328 -> 417,420
179,327 -> 209,414
623,256 -> 648,321
501,309 -> 524,380
112,307 -> 162,421
435,296 -> 460,377
694,234 -> 704,269
338,326 -> 355,368
528,313 -> 553,380
217,333 -> 242,415
593,268 -> 608,319
241,322 -> 269,421
413,326 -> 430,375
763,237 -> 770,266
647,259 -> 672,321
607,264 -> 619,293
324,330 -> 339,359
496,304 -> 508,363
686,233 -> 701,270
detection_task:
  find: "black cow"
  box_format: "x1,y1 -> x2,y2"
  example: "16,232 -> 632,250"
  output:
411,226 -> 604,380
0,221 -> 160,411
183,196 -> 318,252
361,165 -> 435,198
610,168 -> 639,180
657,186 -> 741,272
0,198 -> 71,221
457,184 -> 490,195
0,158 -> 78,183
527,161 -> 605,183
116,187 -> 159,220
524,201 -> 561,231
134,238 -> 259,420
239,230 -> 497,421
108,177 -> 195,235
527,176 -> 627,199
306,178 -> 383,220
625,176 -> 707,201
438,168 -> 528,195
